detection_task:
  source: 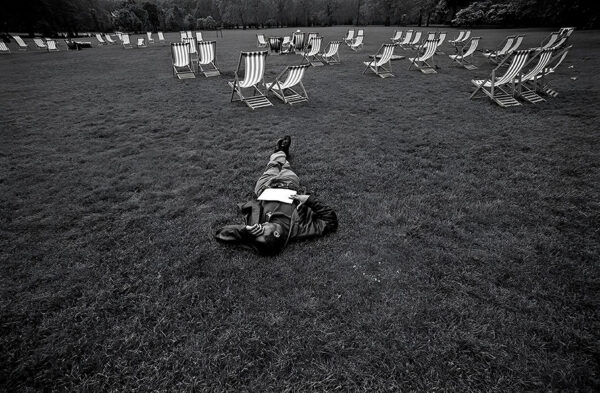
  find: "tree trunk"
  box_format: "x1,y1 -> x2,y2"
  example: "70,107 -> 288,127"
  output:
356,0 -> 361,26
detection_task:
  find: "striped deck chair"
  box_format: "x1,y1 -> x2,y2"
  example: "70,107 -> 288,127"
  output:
408,39 -> 439,73
449,37 -> 481,70
448,31 -> 465,45
470,49 -> 531,107
349,35 -> 364,51
459,30 -> 471,45
436,32 -> 447,54
180,31 -> 186,41
33,38 -> 47,50
12,35 -> 28,50
483,35 -> 515,63
229,51 -> 272,110
301,36 -> 324,66
122,34 -> 133,48
303,32 -> 318,52
266,64 -> 310,105
321,41 -> 341,64
105,34 -> 116,44
407,31 -> 422,49
356,29 -> 364,38
268,37 -> 282,54
197,41 -> 220,77
343,29 -> 355,45
398,30 -> 413,49
558,27 -> 575,39
137,38 -> 147,48
292,32 -> 304,53
540,32 -> 559,50
514,49 -> 555,103
186,31 -> 193,39
257,34 -> 268,48
96,34 -> 106,45
46,40 -> 59,52
115,32 -> 123,41
391,30 -> 403,43
146,32 -> 154,44
526,45 -> 571,97
158,32 -> 165,43
0,42 -> 11,54
171,42 -> 195,79
182,38 -> 198,68
196,32 -> 203,42
363,44 -> 397,78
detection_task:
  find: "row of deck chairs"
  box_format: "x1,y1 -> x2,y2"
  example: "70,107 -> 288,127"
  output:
171,41 -> 221,78
3,35 -> 62,52
256,32 -> 342,66
471,45 -> 572,107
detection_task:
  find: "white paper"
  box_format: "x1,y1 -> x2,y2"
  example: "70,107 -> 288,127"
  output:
257,188 -> 297,204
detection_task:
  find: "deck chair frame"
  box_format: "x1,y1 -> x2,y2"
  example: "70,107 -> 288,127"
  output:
229,51 -> 273,110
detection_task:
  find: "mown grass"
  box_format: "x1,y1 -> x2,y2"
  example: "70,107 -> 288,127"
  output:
1,26 -> 599,392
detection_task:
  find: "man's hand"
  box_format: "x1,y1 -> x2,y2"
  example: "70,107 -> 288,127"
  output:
245,223 -> 264,236
290,194 -> 310,204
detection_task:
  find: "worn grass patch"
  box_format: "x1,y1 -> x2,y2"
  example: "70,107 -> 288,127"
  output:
1,27 -> 599,392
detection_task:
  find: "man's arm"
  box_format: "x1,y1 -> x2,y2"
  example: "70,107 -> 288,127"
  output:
215,225 -> 251,243
292,195 -> 338,239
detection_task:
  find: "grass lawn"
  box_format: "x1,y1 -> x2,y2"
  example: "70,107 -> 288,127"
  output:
1,26 -> 599,391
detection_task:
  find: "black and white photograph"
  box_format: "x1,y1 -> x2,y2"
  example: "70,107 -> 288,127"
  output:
1,0 -> 598,391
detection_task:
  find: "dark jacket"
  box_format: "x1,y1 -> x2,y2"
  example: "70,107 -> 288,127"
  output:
215,195 -> 338,249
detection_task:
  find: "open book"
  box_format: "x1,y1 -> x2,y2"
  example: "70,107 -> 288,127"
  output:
257,188 -> 297,204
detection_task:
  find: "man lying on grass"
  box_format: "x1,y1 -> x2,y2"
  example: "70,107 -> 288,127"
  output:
215,136 -> 338,255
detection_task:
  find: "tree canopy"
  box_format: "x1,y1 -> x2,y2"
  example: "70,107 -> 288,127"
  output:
1,0 -> 597,35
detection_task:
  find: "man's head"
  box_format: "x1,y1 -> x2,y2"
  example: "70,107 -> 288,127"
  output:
252,222 -> 286,256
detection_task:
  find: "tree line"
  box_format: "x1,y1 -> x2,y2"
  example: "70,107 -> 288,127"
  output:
2,0 -> 598,36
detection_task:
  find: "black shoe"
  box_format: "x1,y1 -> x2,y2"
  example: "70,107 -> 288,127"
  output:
275,135 -> 292,157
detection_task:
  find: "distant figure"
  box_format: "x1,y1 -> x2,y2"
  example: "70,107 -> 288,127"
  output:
215,136 -> 338,255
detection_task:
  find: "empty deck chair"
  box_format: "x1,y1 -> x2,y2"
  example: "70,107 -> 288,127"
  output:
407,31 -> 422,49
137,38 -> 146,48
229,51 -> 272,109
343,29 -> 355,45
268,36 -> 282,54
146,32 -> 154,44
180,31 -> 186,41
483,35 -> 515,63
397,30 -> 413,49
171,42 -> 195,79
266,64 -> 310,105
301,36 -> 323,66
197,40 -> 220,77
186,31 -> 193,39
408,39 -> 439,73
540,32 -> 559,50
257,34 -> 268,48
356,29 -> 364,38
449,36 -> 481,69
526,45 -> 571,97
363,43 -> 397,78
104,34 -> 116,44
0,42 -> 11,54
46,40 -> 59,51
122,34 -> 133,48
12,35 -> 28,50
182,37 -> 198,68
470,49 -> 532,107
349,34 -> 364,51
33,38 -> 47,50
158,32 -> 165,43
391,30 -> 403,43
95,33 -> 106,45
448,31 -> 465,45
196,32 -> 203,42
514,48 -> 555,103
321,41 -> 341,64
292,32 -> 305,52
436,32 -> 447,54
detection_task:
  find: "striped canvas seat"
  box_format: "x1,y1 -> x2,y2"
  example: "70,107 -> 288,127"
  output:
470,50 -> 532,107
266,64 -> 310,105
448,31 -> 465,45
437,32 -> 447,47
122,34 -> 133,48
301,36 -> 324,66
540,32 -> 559,50
391,30 -> 403,43
46,40 -> 59,52
364,44 -> 398,78
229,51 -> 272,110
0,42 -> 11,54
12,35 -> 28,50
484,35 -> 518,63
343,30 -> 355,45
196,32 -> 203,42
197,41 -> 220,77
449,37 -> 481,69
33,38 -> 47,49
398,30 -> 413,49
292,32 -> 304,52
186,31 -> 193,39
182,37 -> 198,67
407,31 -> 422,49
180,31 -> 186,41
349,35 -> 364,51
514,49 -> 555,103
158,32 -> 165,42
408,39 -> 439,73
303,33 -> 318,52
137,38 -> 146,48
257,34 -> 268,48
96,34 -> 106,45
321,41 -> 341,64
146,32 -> 154,44
171,42 -> 195,79
527,45 -> 571,97
268,37 -> 282,53
104,34 -> 116,44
